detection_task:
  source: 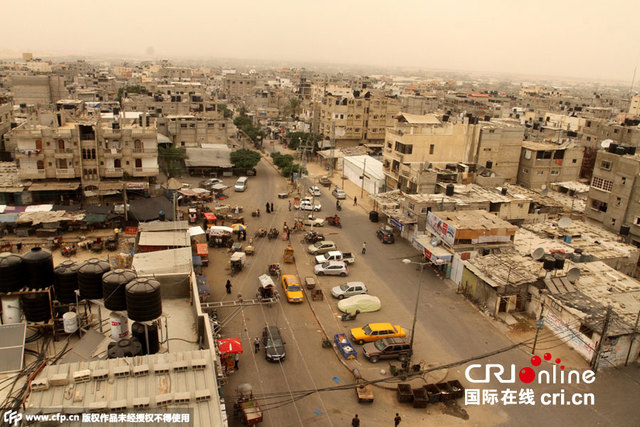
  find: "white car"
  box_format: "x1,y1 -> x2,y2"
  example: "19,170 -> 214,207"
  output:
308,186 -> 322,197
331,282 -> 368,299
314,261 -> 348,277
303,215 -> 325,227
332,188 -> 346,199
296,198 -> 322,212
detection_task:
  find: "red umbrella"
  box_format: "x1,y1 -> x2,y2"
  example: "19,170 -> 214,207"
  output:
218,338 -> 243,355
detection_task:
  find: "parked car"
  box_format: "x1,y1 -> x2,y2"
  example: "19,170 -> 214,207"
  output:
308,186 -> 322,197
350,322 -> 406,345
319,176 -> 331,187
314,261 -> 348,276
331,281 -> 368,299
303,215 -> 325,227
200,178 -> 223,188
362,337 -> 412,363
332,188 -> 346,199
262,326 -> 286,362
338,295 -> 381,313
307,240 -> 337,255
315,250 -> 355,265
376,226 -> 395,244
296,197 -> 322,212
281,275 -> 304,303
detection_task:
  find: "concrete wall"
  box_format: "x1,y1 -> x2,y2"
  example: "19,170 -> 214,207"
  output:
476,126 -> 523,183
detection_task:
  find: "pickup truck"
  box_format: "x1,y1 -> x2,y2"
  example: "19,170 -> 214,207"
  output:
315,250 -> 355,265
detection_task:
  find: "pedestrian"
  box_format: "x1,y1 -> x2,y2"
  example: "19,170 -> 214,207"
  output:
394,413 -> 401,426
270,202 -> 274,213
353,196 -> 357,206
288,200 -> 291,211
362,242 -> 366,255
265,202 -> 270,214
221,217 -> 225,226
351,414 -> 360,427
254,337 -> 260,353
237,231 -> 242,242
16,242 -> 22,252
234,353 -> 240,370
225,280 -> 232,294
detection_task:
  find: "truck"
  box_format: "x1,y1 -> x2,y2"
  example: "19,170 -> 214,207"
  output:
315,250 -> 355,265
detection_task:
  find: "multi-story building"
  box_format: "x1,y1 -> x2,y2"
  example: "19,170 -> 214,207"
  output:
223,72 -> 257,100
383,113 -> 524,192
516,140 -> 584,190
157,115 -> 228,147
10,116 -> 158,192
629,95 -> 640,115
317,89 -> 398,147
585,147 -> 640,244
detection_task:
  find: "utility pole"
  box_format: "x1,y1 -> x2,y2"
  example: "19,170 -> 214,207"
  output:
360,156 -> 367,199
592,306 -> 613,372
624,310 -> 640,366
531,301 -> 545,355
122,183 -> 128,222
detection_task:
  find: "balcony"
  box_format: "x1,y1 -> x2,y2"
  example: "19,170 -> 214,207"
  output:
103,168 -> 123,178
132,167 -> 158,177
19,169 -> 46,179
103,148 -> 123,158
55,168 -> 78,178
132,147 -> 158,158
54,148 -> 74,158
15,149 -> 42,158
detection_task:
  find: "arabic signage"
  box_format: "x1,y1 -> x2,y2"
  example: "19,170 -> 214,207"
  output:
426,211 -> 456,247
390,216 -> 404,231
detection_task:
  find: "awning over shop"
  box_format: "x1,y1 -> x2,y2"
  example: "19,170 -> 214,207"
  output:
0,213 -> 18,223
412,235 -> 453,265
0,187 -> 26,193
179,189 -> 198,197
84,213 -> 109,224
28,182 -> 80,191
24,204 -> 53,212
138,231 -> 190,247
204,212 -> 217,222
98,182 -> 124,191
132,247 -> 192,275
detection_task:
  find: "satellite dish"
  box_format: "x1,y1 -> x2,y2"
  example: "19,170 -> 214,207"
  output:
540,184 -> 547,191
601,139 -> 613,149
558,217 -> 573,228
567,267 -> 581,283
532,247 -> 545,261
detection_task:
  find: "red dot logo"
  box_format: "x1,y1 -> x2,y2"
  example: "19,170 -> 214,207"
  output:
530,355 -> 541,366
519,367 -> 536,383
544,353 -> 552,361
555,358 -> 561,364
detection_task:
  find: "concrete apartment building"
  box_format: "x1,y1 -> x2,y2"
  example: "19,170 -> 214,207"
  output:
383,113 -> 524,192
10,115 -> 158,193
223,72 -> 257,101
581,117 -> 640,146
157,115 -> 228,147
629,95 -> 640,115
317,89 -> 398,147
9,75 -> 69,106
517,140 -> 584,190
585,147 -> 640,245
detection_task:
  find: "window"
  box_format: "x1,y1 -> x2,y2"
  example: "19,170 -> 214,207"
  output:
600,160 -> 611,170
537,171 -> 544,175
429,144 -> 434,155
522,169 -> 528,174
616,197 -> 622,206
551,170 -> 559,175
590,199 -> 608,212
572,159 -> 577,163
621,177 -> 627,185
591,176 -> 613,192
611,218 -> 616,226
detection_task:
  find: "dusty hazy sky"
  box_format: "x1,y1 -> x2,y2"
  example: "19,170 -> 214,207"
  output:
2,0 -> 639,81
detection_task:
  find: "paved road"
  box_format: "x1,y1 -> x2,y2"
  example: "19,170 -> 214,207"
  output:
195,154 -> 640,427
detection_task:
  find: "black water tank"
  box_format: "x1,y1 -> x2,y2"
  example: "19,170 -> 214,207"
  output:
21,292 -> 51,322
126,278 -> 162,321
107,337 -> 143,359
620,225 -> 631,236
542,255 -> 556,271
442,115 -> 449,122
78,258 -> 111,300
103,269 -> 136,311
627,146 -> 637,155
554,255 -> 565,270
22,247 -> 54,288
501,187 -> 508,195
486,161 -> 493,169
616,146 -> 627,155
445,184 -> 455,196
131,322 -> 160,355
54,261 -> 79,304
608,143 -> 618,153
0,253 -> 24,292
369,211 -> 379,223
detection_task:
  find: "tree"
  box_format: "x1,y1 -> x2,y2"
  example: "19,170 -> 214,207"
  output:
116,85 -> 148,103
217,104 -> 233,118
283,97 -> 302,119
230,149 -> 261,169
158,146 -> 186,178
271,153 -> 294,169
286,132 -> 322,151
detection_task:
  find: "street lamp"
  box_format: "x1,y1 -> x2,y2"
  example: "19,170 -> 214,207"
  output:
402,258 -> 427,370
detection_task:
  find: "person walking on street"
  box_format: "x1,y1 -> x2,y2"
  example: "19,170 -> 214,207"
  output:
353,196 -> 357,206
234,353 -> 240,370
225,280 -> 232,294
270,202 -> 274,213
351,414 -> 360,427
220,217 -> 225,226
394,413 -> 402,426
362,242 -> 366,255
288,200 -> 291,211
254,337 -> 260,353
265,202 -> 270,214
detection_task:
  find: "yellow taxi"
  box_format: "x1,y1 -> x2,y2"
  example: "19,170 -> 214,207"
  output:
281,275 -> 304,303
350,322 -> 406,345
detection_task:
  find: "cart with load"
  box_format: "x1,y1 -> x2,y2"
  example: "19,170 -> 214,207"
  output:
196,243 -> 209,266
230,252 -> 246,275
334,333 -> 357,360
356,379 -> 374,403
283,246 -> 295,263
234,383 -> 263,425
304,276 -> 316,290
268,263 -> 281,278
257,274 -> 278,304
255,228 -> 267,238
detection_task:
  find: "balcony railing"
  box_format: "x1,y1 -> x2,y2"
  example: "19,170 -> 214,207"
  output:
19,169 -> 46,178
56,168 -> 76,177
104,168 -> 123,177
132,147 -> 158,153
55,148 -> 74,154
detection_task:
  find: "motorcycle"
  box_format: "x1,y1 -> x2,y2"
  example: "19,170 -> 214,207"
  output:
303,231 -> 325,244
340,310 -> 360,321
325,215 -> 342,228
336,201 -> 342,211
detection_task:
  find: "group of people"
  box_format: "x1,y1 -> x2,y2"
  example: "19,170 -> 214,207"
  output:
265,202 -> 275,213
351,413 -> 402,426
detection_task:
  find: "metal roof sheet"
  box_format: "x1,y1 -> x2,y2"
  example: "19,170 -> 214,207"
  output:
138,231 -> 190,247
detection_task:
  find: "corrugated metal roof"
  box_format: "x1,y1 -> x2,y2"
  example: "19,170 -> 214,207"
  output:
26,349 -> 225,426
132,247 -> 193,276
138,221 -> 189,232
138,231 -> 190,247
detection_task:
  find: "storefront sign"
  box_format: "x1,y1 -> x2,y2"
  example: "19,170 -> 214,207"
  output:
426,211 -> 456,247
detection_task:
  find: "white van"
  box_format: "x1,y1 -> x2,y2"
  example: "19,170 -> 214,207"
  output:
234,176 -> 248,192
